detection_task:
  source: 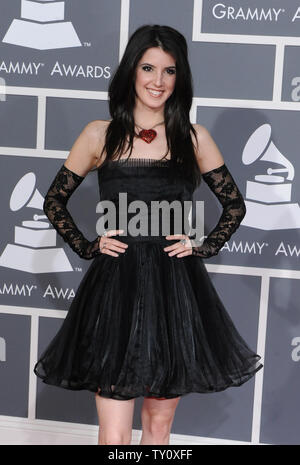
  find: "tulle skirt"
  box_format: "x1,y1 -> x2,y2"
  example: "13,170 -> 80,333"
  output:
34,239 -> 263,400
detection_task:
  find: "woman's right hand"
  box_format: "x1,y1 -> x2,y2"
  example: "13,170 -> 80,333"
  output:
99,229 -> 128,257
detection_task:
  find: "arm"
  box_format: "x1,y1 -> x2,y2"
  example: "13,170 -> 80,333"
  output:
43,121 -> 107,260
189,125 -> 246,258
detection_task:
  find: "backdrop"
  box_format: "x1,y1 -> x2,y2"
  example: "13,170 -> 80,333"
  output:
0,0 -> 299,445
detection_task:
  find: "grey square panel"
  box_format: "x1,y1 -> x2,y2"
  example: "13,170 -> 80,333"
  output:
0,313 -> 31,417
0,0 -> 121,91
189,42 -> 275,100
0,95 -> 37,147
0,156 -> 100,310
45,98 -> 110,151
282,46 -> 300,102
260,278 -> 300,445
201,0 -> 299,37
130,0 -> 195,43
194,106 -> 300,271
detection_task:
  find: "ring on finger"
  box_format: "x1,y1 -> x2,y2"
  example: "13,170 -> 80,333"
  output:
100,241 -> 107,252
180,238 -> 187,245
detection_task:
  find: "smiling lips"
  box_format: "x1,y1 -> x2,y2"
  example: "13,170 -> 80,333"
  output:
147,88 -> 164,98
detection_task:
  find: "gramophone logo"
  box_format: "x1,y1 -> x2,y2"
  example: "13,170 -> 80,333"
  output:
241,124 -> 300,230
0,171 -> 73,274
0,337 -> 6,362
2,0 -> 81,50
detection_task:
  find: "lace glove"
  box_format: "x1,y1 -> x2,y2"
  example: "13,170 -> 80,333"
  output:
43,163 -> 101,260
189,163 -> 246,258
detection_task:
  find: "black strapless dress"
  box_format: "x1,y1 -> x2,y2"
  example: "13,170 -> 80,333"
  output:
34,157 -> 263,400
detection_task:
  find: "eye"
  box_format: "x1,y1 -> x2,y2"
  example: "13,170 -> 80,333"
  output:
166,68 -> 176,75
142,65 -> 152,72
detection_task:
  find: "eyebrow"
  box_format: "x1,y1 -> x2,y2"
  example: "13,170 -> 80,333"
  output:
140,62 -> 176,69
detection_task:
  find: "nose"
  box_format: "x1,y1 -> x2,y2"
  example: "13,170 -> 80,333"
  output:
153,71 -> 163,87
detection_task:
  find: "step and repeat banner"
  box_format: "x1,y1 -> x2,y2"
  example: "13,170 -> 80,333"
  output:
0,0 -> 300,445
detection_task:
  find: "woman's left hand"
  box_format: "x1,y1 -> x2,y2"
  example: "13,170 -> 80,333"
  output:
163,234 -> 193,258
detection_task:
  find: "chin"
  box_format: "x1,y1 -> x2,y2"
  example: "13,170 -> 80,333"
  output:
147,99 -> 167,107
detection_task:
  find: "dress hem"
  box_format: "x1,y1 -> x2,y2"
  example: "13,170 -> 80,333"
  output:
34,359 -> 263,401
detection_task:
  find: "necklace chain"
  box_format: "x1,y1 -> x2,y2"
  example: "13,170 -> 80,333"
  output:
135,120 -> 164,131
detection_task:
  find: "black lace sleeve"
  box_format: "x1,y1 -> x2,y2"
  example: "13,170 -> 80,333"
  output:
43,163 -> 101,260
189,163 -> 246,258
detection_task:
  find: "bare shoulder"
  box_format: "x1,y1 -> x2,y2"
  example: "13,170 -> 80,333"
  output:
85,120 -> 111,169
86,119 -> 111,131
83,119 -> 111,142
191,123 -> 225,173
64,119 -> 111,177
191,123 -> 212,145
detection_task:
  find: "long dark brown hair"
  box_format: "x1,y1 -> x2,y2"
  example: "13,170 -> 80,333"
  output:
92,24 -> 202,189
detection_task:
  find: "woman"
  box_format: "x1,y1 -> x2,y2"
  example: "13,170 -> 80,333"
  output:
34,24 -> 263,445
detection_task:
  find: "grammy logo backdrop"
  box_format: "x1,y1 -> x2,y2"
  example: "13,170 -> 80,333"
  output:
0,0 -> 299,445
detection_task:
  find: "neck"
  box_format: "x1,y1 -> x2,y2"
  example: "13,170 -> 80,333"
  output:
133,102 -> 164,128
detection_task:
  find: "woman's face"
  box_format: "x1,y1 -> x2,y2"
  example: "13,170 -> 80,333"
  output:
134,47 -> 176,112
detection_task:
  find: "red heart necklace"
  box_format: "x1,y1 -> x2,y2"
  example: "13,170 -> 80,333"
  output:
135,120 -> 165,144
